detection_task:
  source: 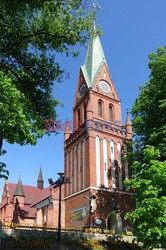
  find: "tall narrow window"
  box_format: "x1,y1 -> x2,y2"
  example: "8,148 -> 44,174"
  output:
110,141 -> 115,188
98,101 -> 102,118
103,138 -> 108,188
96,136 -> 101,186
109,105 -> 113,122
77,109 -> 81,128
83,102 -> 87,122
124,146 -> 129,180
117,142 -> 122,190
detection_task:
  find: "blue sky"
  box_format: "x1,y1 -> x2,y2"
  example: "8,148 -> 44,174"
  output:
1,0 -> 166,196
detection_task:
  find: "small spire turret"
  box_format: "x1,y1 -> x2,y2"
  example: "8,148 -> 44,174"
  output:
37,168 -> 44,189
14,177 -> 25,197
126,110 -> 132,139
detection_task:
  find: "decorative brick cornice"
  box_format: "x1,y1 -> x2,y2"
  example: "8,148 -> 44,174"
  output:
64,186 -> 134,200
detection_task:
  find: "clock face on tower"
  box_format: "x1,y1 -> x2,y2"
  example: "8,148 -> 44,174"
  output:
99,80 -> 110,93
79,84 -> 86,97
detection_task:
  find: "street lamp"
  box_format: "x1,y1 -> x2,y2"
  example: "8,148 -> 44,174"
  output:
57,172 -> 70,241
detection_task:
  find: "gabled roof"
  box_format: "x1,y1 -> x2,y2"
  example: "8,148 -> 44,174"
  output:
31,182 -> 59,207
30,186 -> 51,207
81,33 -> 107,88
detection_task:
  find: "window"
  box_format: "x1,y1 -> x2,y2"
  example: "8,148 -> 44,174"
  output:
83,102 -> 86,122
110,140 -> 115,188
77,109 -> 81,128
109,105 -> 113,122
78,109 -> 80,122
96,136 -> 101,186
98,101 -> 102,118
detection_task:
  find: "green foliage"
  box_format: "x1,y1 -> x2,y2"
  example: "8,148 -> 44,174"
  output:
131,46 -> 166,160
0,0 -> 100,176
127,46 -> 166,247
0,150 -> 9,179
125,146 -> 166,248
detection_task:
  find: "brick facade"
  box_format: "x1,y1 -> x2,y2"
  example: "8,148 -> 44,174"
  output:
0,177 -> 65,228
64,34 -> 135,232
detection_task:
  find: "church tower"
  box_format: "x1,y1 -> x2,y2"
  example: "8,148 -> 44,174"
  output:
64,32 -> 135,232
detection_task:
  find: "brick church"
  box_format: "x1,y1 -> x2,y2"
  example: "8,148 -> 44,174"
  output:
64,32 -> 135,233
0,169 -> 66,228
0,32 -> 135,233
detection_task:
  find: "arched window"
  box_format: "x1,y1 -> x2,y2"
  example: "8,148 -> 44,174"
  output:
109,105 -> 113,122
98,101 -> 102,118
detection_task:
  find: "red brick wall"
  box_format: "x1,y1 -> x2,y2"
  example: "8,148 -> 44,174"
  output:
64,55 -> 135,230
65,188 -> 135,229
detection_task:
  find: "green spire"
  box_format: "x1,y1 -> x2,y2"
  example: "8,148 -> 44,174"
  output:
14,177 -> 25,197
81,33 -> 107,88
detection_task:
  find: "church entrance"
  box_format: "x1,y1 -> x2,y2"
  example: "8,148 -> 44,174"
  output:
107,211 -> 123,234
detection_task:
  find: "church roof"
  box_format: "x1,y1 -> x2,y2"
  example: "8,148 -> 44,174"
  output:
13,178 -> 25,197
31,182 -> 59,207
31,185 -> 51,207
1,182 -> 42,219
6,181 -> 59,208
19,205 -> 37,218
81,33 -> 107,88
8,183 -> 41,204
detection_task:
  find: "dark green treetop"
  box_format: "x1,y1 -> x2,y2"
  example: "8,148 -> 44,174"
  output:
131,46 -> 166,161
0,0 -> 100,178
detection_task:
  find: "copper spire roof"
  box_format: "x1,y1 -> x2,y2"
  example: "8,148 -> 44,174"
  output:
81,31 -> 107,88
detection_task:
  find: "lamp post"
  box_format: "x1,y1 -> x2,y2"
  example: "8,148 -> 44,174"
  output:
57,172 -> 70,241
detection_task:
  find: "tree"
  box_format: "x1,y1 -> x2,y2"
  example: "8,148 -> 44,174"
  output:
131,46 -> 166,161
125,146 -> 166,248
0,0 -> 99,175
125,47 -> 166,248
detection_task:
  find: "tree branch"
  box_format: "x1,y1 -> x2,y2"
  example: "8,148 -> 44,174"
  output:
0,63 -> 21,80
